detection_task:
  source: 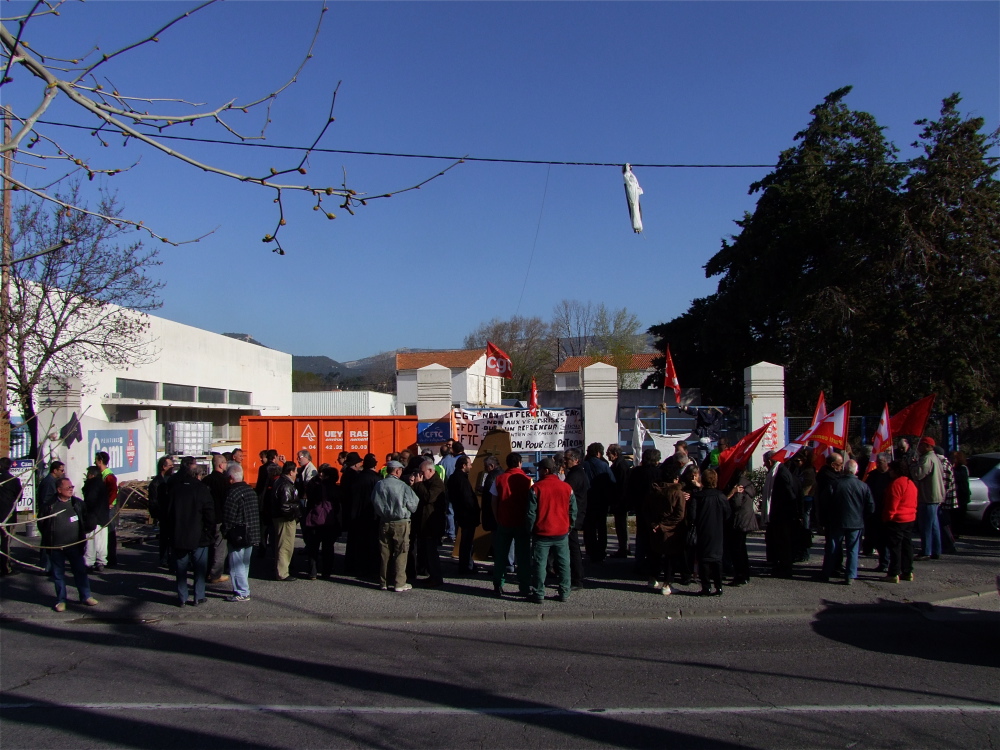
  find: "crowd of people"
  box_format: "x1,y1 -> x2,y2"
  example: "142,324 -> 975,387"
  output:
17,432 -> 973,610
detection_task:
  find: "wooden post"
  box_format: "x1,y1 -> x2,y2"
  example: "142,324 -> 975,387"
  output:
1,106 -> 13,457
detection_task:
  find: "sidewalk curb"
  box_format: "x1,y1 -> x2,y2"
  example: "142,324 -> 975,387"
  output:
4,588 -> 994,627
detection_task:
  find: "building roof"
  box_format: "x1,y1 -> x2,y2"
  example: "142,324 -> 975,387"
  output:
554,353 -> 658,374
396,349 -> 485,371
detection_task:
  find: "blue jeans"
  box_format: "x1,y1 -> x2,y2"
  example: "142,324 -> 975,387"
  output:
445,503 -> 456,540
50,547 -> 91,603
174,546 -> 208,604
918,504 -> 941,556
228,545 -> 254,597
823,528 -> 862,580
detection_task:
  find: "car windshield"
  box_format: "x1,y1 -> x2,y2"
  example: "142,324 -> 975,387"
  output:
967,455 -> 1000,479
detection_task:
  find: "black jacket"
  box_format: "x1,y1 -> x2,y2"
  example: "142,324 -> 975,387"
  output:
829,474 -> 875,530
415,474 -> 447,538
164,471 -> 215,550
351,469 -> 381,523
564,465 -> 590,530
82,476 -> 110,529
203,470 -> 230,522
271,475 -> 299,521
479,468 -> 503,532
688,488 -> 732,562
48,497 -> 89,548
447,471 -> 480,529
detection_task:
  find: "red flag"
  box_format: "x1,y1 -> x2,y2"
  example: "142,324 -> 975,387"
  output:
772,392 -> 826,464
799,401 -> 851,450
528,377 -> 539,417
890,394 -> 936,438
664,345 -> 681,404
810,394 -> 833,472
866,403 -> 892,477
718,420 -> 774,489
485,342 -> 513,379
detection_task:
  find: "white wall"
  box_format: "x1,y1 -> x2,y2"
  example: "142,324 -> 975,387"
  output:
292,391 -> 395,416
83,312 -> 292,419
397,354 -> 501,410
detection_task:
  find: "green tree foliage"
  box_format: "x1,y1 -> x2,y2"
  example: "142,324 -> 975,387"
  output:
647,89 -> 999,443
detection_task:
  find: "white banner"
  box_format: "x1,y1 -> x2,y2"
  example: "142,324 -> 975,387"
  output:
452,408 -> 583,452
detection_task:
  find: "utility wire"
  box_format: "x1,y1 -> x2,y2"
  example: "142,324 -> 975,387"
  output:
33,118 -> 999,167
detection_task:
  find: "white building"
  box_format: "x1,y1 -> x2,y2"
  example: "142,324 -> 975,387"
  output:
554,354 -> 657,390
292,390 -> 395,416
395,349 -> 502,415
14,302 -> 291,481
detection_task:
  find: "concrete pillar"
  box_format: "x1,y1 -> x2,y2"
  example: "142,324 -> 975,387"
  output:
744,361 -> 786,469
582,362 -> 618,449
416,364 -> 453,422
35,376 -> 85,483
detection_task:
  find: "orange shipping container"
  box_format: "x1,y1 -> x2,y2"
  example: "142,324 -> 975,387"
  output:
241,415 -> 419,478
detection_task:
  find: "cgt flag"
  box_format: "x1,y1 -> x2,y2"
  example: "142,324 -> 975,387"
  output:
890,394 -> 936,438
717,420 -> 774,490
528,378 -> 539,417
799,401 -> 851,450
664,345 -> 681,404
866,403 -> 892,477
485,342 -> 513,379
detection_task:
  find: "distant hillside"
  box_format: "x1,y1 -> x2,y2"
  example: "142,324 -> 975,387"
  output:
293,355 -> 345,376
222,332 -> 268,348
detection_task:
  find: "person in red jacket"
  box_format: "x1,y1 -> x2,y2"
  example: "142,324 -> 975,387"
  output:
882,460 -> 918,583
490,452 -> 533,598
525,457 -> 577,603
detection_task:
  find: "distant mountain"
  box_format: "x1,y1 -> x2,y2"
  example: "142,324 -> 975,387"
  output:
293,355 -> 345,375
222,332 -> 268,348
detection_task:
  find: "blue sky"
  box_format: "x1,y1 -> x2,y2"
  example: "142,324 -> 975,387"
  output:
5,1 -> 998,361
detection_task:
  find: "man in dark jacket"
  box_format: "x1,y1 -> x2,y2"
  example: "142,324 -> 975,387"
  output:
148,455 -> 174,568
46,477 -> 99,611
563,449 -> 589,589
628,449 -> 663,577
82,466 -> 110,572
606,444 -> 633,558
203,454 -> 230,584
448,456 -> 480,575
864,452 -> 893,571
271,462 -> 299,581
345,454 -> 381,579
765,453 -> 802,578
582,443 -> 616,563
163,457 -> 215,606
814,452 -> 846,576
821,460 -> 875,584
414,460 -> 447,587
37,461 -> 65,574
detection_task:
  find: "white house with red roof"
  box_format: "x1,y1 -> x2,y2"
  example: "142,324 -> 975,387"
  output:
395,349 -> 503,414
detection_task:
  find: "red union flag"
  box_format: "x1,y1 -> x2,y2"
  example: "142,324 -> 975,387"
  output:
890,394 -> 936,438
718,420 -> 774,489
866,403 -> 892,476
664,345 -> 681,404
485,341 -> 513,379
799,401 -> 851,450
528,377 -> 539,417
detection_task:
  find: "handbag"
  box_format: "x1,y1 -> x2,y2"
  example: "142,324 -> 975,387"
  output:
225,523 -> 248,549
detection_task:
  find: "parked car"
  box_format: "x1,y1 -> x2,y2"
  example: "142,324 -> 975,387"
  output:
964,453 -> 1000,533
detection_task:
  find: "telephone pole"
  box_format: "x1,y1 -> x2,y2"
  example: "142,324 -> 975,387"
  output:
1,106 -> 13,457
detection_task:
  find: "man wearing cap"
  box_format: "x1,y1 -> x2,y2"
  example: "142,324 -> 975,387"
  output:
911,437 -> 945,560
372,460 -> 420,592
525,457 -> 578,603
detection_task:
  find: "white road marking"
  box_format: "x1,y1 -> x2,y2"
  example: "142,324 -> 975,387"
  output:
1,703 -> 998,715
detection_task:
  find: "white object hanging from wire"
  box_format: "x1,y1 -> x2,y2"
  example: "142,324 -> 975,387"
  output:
622,163 -> 643,234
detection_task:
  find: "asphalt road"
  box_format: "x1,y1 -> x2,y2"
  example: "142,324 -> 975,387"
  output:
2,600 -> 998,749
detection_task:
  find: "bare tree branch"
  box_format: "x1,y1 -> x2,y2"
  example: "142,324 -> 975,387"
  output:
1,2 -> 460,255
